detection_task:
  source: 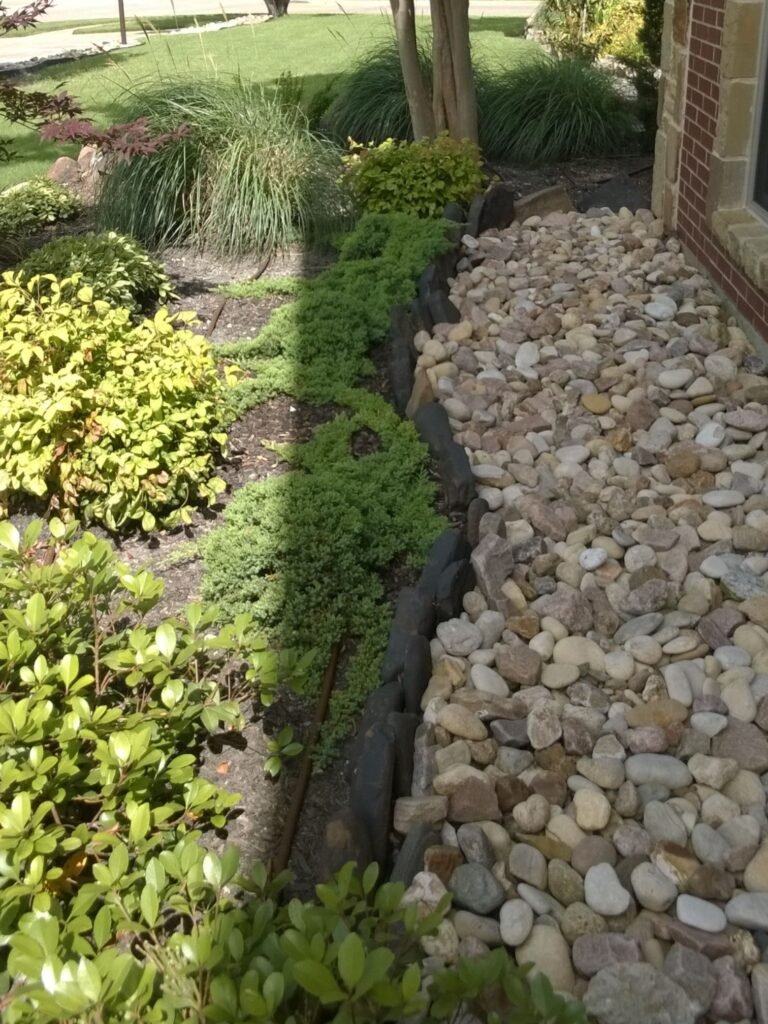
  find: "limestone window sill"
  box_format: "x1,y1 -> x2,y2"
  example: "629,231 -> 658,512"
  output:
712,206 -> 768,292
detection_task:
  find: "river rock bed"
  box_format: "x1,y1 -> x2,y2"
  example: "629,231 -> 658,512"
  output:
396,206 -> 768,1024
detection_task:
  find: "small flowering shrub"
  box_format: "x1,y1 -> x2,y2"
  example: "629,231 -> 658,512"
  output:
0,273 -> 230,531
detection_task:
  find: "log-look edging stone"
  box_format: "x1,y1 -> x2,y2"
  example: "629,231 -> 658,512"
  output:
320,184 -> 555,878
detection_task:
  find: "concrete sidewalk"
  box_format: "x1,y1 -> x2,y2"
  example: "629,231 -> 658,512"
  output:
2,1 -> 537,68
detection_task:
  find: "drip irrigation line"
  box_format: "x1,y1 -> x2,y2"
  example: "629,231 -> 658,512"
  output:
270,641 -> 342,877
203,251 -> 272,338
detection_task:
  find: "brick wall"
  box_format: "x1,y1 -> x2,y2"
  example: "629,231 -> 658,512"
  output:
656,0 -> 768,339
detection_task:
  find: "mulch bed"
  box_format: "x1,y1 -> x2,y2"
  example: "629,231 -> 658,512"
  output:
493,154 -> 654,210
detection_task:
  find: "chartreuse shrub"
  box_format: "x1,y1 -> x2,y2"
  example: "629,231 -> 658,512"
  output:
0,177 -> 80,239
203,388 -> 444,768
96,77 -> 348,258
220,212 -> 452,414
0,273 -> 230,531
0,520 -> 586,1024
17,231 -> 173,314
343,136 -> 485,219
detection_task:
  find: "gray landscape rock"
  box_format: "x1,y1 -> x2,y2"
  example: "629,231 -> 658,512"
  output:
585,963 -> 700,1024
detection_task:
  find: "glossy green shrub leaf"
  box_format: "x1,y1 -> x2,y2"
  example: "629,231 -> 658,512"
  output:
292,960 -> 345,1004
337,933 -> 364,992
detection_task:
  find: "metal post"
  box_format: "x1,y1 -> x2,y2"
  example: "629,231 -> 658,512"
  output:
117,0 -> 127,45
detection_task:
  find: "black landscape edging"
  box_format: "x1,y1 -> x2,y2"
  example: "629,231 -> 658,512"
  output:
321,188 -> 518,882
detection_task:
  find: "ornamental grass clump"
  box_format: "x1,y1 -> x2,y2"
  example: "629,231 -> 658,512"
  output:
96,76 -> 349,257
0,272 -> 231,531
479,56 -> 640,162
323,36 -> 432,145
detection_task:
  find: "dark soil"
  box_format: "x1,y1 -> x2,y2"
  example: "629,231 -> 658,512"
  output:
493,153 -> 654,210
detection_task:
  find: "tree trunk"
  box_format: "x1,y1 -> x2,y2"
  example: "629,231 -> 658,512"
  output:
430,0 -> 478,143
264,0 -> 289,15
390,0 -> 435,139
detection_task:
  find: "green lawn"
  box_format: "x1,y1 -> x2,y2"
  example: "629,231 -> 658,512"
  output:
0,14 -> 535,189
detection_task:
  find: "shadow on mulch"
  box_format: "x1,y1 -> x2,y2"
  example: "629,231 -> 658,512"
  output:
493,153 -> 654,210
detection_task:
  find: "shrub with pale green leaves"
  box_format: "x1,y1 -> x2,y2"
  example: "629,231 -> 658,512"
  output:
17,231 -> 174,313
0,272 -> 230,530
342,135 -> 485,219
0,177 -> 79,242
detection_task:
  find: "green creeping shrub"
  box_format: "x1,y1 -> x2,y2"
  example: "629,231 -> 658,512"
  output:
221,212 -> 452,414
17,231 -> 174,314
218,274 -> 306,300
0,178 -> 80,240
203,388 -> 444,768
343,135 -> 485,219
0,273 -> 231,531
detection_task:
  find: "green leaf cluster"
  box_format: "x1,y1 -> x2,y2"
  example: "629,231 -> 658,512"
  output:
220,212 -> 452,414
342,135 -> 485,220
0,178 -> 80,243
218,274 -> 306,300
0,519 -> 303,1020
0,272 -> 231,531
16,231 -> 174,315
203,388 -> 444,768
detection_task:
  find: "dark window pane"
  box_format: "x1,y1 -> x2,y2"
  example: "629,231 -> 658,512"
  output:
755,76 -> 768,212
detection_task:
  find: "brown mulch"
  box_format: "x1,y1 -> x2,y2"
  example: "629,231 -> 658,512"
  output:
492,153 -> 654,210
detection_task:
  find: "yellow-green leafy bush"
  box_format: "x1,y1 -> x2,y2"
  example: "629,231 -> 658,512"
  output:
343,135 -> 485,219
0,273 -> 229,530
17,231 -> 174,314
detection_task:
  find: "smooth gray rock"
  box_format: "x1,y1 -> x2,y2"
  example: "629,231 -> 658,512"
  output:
625,754 -> 692,788
584,963 -> 699,1024
448,863 -> 506,915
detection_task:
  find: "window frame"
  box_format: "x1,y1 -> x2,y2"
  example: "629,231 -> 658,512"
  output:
748,0 -> 768,221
